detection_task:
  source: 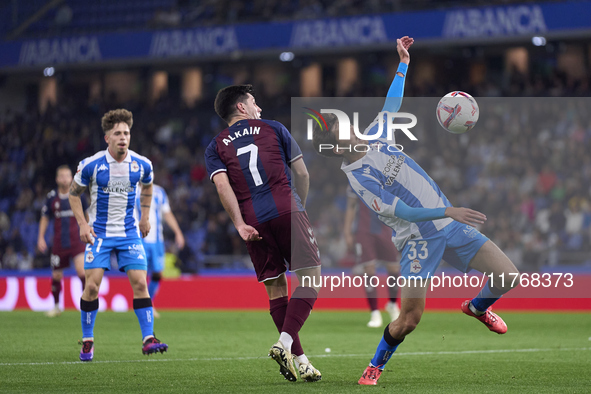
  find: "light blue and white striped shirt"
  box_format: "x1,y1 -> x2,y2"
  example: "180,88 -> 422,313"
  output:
342,62 -> 452,251
136,184 -> 170,244
74,149 -> 153,238
343,143 -> 453,251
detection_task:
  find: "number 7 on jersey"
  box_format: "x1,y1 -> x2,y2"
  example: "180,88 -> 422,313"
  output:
237,144 -> 263,186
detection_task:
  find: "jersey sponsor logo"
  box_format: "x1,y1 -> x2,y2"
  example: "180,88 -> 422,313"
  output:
98,164 -> 108,171
102,180 -> 134,193
131,161 -> 139,172
222,126 -> 261,146
463,225 -> 479,239
85,251 -> 94,263
410,259 -> 422,274
382,155 -> 405,186
54,209 -> 74,218
128,244 -> 145,258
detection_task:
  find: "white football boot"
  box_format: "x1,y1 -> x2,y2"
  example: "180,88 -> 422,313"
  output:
367,310 -> 383,328
385,301 -> 400,322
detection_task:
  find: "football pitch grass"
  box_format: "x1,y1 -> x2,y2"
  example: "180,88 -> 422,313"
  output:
1,309 -> 590,393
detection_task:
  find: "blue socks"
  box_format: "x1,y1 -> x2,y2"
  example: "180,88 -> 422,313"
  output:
148,279 -> 160,300
370,325 -> 404,369
471,280 -> 503,312
133,298 -> 154,340
80,298 -> 99,339
80,297 -> 154,341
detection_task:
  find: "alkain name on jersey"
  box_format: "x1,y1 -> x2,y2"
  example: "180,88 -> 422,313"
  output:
222,126 -> 261,146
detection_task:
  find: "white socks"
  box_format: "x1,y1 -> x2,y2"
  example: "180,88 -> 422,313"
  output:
143,335 -> 154,343
469,302 -> 485,316
279,332 -> 293,351
294,354 -> 309,369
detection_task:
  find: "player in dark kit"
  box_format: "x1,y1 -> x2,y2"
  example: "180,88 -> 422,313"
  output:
205,85 -> 322,382
38,165 -> 88,317
344,187 -> 400,327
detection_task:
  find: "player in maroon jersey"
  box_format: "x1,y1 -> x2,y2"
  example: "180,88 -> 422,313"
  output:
344,186 -> 400,328
205,85 -> 322,382
37,165 -> 88,317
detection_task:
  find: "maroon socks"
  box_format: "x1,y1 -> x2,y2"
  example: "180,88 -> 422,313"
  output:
51,279 -> 61,304
366,286 -> 378,311
269,296 -> 304,356
52,277 -> 86,305
281,287 -> 318,342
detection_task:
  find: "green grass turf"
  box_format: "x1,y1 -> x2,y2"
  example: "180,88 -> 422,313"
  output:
0,310 -> 590,393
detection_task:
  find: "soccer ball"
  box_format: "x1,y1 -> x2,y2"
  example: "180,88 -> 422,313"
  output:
436,91 -> 479,134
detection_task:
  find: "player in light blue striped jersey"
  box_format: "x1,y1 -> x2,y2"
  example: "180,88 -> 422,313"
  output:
69,109 -> 168,361
312,36 -> 520,385
136,184 -> 185,317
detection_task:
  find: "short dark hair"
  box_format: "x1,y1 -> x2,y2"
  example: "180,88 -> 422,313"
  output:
214,84 -> 254,123
56,165 -> 71,176
312,113 -> 341,157
101,109 -> 133,134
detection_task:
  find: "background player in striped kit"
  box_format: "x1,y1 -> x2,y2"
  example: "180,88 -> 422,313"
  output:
69,109 -> 168,361
38,165 -> 89,317
344,186 -> 400,327
136,184 -> 185,317
205,85 -> 322,382
312,36 -> 519,385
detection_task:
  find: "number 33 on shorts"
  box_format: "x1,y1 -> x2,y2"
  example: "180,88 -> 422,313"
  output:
402,240 -> 430,276
406,240 -> 428,260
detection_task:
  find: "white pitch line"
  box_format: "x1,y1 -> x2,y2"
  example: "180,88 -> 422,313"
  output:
1,347 -> 589,367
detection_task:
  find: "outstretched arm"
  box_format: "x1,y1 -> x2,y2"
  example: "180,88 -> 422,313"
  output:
212,172 -> 262,242
381,36 -> 414,113
349,170 -> 486,228
394,199 -> 486,227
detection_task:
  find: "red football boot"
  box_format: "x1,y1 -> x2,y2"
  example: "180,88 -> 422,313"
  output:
461,300 -> 507,334
358,365 -> 383,385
